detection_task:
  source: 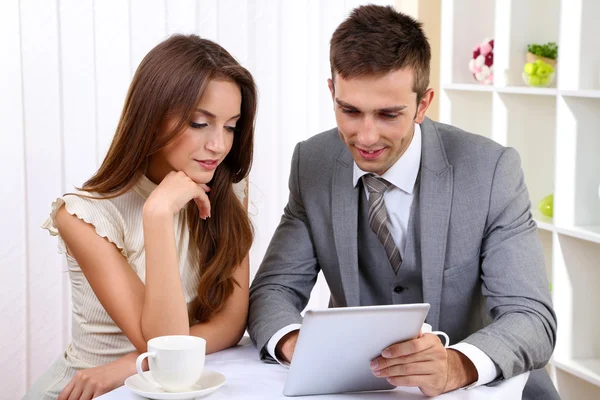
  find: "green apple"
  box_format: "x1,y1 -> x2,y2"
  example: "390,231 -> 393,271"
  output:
537,64 -> 551,77
529,75 -> 542,86
524,63 -> 537,76
535,59 -> 544,66
538,194 -> 554,217
539,76 -> 550,86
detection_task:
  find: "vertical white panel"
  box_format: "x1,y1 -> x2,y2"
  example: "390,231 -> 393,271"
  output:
0,1 -> 27,397
197,0 -> 218,41
59,0 -> 98,350
557,0 -> 582,89
217,0 -> 248,66
59,0 -> 97,201
579,0 -> 600,90
247,0 -> 280,278
94,0 -> 130,163
491,91 -> 508,145
306,0 -> 321,137
20,0 -> 64,384
167,0 -> 197,35
319,0 -> 346,130
130,0 -> 167,74
439,0 -> 454,86
279,1 -> 308,205
492,0 -> 511,87
554,96 -> 577,226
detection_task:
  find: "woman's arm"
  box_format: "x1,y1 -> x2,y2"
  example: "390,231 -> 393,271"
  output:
55,172 -> 211,353
56,205 -> 149,353
141,206 -> 189,338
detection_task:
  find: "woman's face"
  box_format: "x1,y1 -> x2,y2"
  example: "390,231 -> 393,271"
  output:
148,79 -> 242,184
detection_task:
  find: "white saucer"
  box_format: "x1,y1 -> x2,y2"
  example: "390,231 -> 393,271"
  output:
125,369 -> 226,399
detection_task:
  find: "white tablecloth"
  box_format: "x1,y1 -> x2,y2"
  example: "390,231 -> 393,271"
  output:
99,337 -> 528,400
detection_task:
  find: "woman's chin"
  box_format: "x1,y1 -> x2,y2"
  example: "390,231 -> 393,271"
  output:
185,170 -> 214,185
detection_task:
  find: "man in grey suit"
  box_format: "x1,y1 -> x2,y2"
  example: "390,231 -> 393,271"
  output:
248,5 -> 558,399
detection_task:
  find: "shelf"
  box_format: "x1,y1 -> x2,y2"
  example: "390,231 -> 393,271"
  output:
442,83 -> 494,92
533,211 -> 555,232
555,97 -> 600,229
554,358 -> 600,387
441,1 -> 600,397
439,89 -> 492,139
497,94 -> 555,209
560,90 -> 600,99
442,84 -> 559,96
555,225 -> 600,245
495,86 -> 558,96
442,86 -> 600,98
553,235 -> 600,375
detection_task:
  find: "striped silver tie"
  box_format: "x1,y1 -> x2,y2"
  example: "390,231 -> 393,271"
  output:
363,174 -> 402,273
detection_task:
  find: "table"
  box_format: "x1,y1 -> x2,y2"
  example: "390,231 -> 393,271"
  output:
99,337 -> 529,399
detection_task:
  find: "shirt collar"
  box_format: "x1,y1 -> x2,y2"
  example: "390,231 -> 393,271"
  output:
133,173 -> 158,199
352,123 -> 422,194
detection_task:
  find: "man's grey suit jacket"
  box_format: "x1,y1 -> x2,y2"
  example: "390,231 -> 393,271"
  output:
248,117 -> 557,387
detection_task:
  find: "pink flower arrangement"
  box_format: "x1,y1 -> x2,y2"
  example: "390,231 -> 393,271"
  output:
468,38 -> 494,85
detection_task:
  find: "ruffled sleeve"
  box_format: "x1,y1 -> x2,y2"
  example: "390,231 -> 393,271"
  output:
41,193 -> 128,259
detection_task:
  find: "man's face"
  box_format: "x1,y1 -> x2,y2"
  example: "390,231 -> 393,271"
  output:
328,69 -> 432,175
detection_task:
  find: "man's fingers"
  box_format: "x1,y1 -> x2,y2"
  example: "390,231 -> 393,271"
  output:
381,335 -> 438,358
371,351 -> 439,371
384,374 -> 432,388
372,360 -> 440,377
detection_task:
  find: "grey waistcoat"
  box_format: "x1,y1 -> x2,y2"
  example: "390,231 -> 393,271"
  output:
357,183 -> 423,306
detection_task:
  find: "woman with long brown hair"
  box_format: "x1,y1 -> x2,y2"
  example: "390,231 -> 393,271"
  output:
24,34 -> 256,400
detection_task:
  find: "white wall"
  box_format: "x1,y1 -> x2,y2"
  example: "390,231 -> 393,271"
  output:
0,0 -> 393,397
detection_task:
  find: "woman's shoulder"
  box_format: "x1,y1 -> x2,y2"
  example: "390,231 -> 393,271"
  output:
41,189 -> 136,259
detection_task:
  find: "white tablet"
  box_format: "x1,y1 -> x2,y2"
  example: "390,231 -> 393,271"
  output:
283,303 -> 430,397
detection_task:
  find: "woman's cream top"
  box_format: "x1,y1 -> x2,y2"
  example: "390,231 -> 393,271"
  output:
40,175 -> 246,369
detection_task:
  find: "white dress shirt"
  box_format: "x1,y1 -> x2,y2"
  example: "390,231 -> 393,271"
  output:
267,124 -> 499,387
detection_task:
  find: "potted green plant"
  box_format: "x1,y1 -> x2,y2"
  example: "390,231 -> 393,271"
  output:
523,42 -> 558,87
526,42 -> 558,66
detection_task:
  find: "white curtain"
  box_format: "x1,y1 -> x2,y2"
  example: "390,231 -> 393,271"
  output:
0,0 -> 393,397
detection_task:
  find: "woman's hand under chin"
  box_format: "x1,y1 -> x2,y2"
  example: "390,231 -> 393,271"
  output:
143,170 -> 211,219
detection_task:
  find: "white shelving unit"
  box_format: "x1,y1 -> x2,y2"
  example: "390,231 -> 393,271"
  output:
440,1 -> 600,399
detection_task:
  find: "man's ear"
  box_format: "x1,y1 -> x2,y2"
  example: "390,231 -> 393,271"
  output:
414,88 -> 435,124
327,78 -> 335,100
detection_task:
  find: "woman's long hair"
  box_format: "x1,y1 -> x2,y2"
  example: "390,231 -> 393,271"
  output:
81,34 -> 255,322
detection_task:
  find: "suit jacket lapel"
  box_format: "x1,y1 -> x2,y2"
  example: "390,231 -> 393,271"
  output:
419,118 -> 453,329
332,148 -> 360,307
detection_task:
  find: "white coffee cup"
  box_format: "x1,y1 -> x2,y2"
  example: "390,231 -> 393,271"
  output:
421,323 -> 450,348
135,335 -> 206,392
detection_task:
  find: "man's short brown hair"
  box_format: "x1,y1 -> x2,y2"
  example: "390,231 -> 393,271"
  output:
330,5 -> 431,101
